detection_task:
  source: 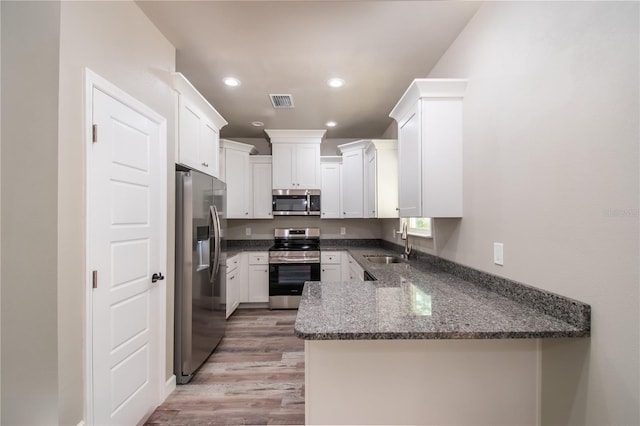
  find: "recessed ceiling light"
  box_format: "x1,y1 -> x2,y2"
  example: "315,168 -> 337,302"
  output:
327,78 -> 345,88
326,121 -> 337,127
223,77 -> 241,87
251,121 -> 264,127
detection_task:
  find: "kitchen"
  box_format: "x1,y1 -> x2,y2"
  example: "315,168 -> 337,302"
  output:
1,1 -> 638,426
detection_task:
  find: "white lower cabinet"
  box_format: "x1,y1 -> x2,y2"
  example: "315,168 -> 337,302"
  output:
321,251 -> 343,281
247,252 -> 269,302
225,254 -> 241,318
347,254 -> 364,282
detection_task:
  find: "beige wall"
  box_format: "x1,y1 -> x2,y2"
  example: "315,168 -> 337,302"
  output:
57,1 -> 175,424
383,2 -> 639,424
1,2 -> 61,424
228,217 -> 384,240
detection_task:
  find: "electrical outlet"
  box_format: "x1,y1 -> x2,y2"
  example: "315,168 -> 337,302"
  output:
493,243 -> 504,266
340,227 -> 346,235
246,227 -> 251,236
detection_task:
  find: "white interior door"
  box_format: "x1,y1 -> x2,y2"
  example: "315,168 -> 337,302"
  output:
90,86 -> 164,425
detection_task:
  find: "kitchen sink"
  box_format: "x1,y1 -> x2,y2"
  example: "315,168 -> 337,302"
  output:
363,255 -> 404,264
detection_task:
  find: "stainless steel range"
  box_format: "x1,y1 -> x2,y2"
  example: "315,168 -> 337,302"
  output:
268,228 -> 321,309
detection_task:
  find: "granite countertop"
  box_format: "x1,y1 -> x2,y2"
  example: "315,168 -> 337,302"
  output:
294,247 -> 591,340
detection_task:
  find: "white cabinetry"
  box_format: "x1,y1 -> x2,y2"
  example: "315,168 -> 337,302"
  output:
266,129 -> 325,189
389,79 -> 467,218
346,254 -> 364,281
225,253 -> 241,318
221,139 -> 257,219
250,156 -> 273,219
337,140 -> 368,218
247,252 -> 269,303
364,140 -> 398,218
320,157 -> 342,219
172,72 -> 227,178
321,251 -> 343,281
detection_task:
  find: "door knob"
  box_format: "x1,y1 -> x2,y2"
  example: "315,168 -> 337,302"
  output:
152,272 -> 165,283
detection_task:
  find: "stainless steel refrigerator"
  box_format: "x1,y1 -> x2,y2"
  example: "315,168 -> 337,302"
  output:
175,166 -> 226,384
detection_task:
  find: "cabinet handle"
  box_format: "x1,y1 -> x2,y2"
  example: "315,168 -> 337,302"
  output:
229,275 -> 235,280
202,162 -> 209,167
245,212 -> 249,215
395,207 -> 400,211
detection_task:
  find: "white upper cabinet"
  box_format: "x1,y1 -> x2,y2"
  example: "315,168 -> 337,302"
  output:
250,156 -> 273,219
338,140 -> 368,218
365,140 -> 398,218
320,157 -> 342,219
389,79 -> 466,218
220,139 -> 257,218
265,129 -> 325,189
172,72 -> 227,178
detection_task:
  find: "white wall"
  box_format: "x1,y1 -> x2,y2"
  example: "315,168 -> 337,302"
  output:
57,2 -> 175,424
1,2 -> 61,424
384,2 -> 639,424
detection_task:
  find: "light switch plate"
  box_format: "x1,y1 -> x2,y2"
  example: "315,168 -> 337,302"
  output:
246,227 -> 251,236
494,243 -> 504,266
340,227 -> 346,235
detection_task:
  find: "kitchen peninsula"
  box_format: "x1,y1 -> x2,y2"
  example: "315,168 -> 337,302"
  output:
294,248 -> 590,425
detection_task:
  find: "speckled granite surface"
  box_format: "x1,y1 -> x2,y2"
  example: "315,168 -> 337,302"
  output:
295,247 -> 591,340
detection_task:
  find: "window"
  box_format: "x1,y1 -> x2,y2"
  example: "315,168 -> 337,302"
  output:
400,217 -> 432,238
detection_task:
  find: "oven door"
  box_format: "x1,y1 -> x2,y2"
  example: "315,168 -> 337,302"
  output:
269,260 -> 321,297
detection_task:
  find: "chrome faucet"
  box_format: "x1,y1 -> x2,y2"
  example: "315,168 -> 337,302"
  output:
400,222 -> 412,259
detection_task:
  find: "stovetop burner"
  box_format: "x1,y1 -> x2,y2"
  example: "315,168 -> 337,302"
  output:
270,227 -> 320,252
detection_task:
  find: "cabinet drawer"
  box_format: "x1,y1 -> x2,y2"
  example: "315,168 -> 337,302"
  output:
321,251 -> 342,264
248,252 -> 268,265
227,254 -> 240,272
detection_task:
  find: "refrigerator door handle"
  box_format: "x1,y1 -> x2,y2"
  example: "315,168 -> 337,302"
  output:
209,205 -> 221,282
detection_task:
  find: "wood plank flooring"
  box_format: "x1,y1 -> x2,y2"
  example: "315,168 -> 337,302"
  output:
146,309 -> 304,425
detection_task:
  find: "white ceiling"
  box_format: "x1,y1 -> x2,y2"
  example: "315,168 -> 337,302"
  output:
137,1 -> 481,139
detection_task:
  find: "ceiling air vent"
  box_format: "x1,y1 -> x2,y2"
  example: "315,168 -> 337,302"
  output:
269,94 -> 294,108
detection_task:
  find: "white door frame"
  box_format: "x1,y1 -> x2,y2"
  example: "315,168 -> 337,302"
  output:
84,68 -> 168,424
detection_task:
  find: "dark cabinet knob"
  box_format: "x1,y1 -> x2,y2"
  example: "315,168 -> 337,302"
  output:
152,272 -> 165,283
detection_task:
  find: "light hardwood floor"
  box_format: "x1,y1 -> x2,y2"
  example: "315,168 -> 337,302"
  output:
146,309 -> 304,425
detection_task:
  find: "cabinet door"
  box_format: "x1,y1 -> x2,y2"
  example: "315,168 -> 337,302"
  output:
178,97 -> 200,169
272,144 -> 295,189
252,161 -> 273,219
398,105 -> 422,217
199,120 -> 219,178
421,100 -> 463,218
226,267 -> 239,319
321,163 -> 342,219
225,149 -> 250,218
365,149 -> 377,218
342,150 -> 364,218
248,265 -> 269,302
321,264 -> 342,282
296,144 -> 321,188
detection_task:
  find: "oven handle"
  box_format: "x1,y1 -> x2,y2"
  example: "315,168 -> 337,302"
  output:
269,257 -> 320,264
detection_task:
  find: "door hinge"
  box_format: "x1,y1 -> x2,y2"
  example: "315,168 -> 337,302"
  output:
92,270 -> 98,289
92,124 -> 98,143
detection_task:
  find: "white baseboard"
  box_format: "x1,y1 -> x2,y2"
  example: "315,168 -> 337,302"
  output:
163,375 -> 176,401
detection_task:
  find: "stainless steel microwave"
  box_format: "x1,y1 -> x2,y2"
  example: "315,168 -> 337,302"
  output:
272,189 -> 321,216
